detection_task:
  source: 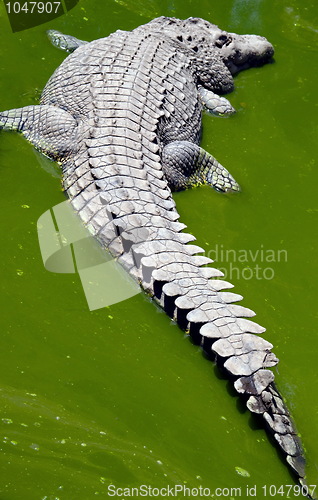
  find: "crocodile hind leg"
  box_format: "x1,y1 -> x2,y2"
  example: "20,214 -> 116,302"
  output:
161,140 -> 240,192
47,30 -> 88,52
0,105 -> 78,159
198,85 -> 236,116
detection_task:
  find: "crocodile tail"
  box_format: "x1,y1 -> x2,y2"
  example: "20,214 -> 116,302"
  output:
245,382 -> 306,481
60,142 -> 308,486
131,232 -> 307,485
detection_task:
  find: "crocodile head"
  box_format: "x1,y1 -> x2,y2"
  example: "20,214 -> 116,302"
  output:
204,28 -> 275,75
153,16 -> 274,71
148,16 -> 274,93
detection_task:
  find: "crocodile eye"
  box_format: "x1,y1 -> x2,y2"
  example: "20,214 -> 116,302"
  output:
215,34 -> 231,48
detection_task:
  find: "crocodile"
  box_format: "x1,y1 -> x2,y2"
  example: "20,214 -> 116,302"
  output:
0,16 -> 311,492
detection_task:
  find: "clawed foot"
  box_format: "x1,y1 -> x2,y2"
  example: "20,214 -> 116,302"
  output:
198,85 -> 236,116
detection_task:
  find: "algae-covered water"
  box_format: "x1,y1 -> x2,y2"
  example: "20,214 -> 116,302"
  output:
0,0 -> 318,498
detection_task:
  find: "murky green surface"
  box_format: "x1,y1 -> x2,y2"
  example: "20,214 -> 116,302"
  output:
0,0 -> 318,498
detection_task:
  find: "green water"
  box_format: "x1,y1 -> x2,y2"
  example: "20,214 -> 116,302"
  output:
0,0 -> 318,498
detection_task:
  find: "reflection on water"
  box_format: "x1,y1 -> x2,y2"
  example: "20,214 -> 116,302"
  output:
113,0 -> 178,18
230,0 -> 264,31
282,5 -> 318,50
113,0 -> 176,18
1,384 -> 184,497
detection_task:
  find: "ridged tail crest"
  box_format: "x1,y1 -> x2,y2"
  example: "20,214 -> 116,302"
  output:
127,229 -> 307,485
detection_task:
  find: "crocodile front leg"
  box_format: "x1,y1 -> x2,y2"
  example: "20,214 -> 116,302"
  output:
47,30 -> 88,53
0,105 -> 78,159
161,140 -> 240,192
198,85 -> 236,116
